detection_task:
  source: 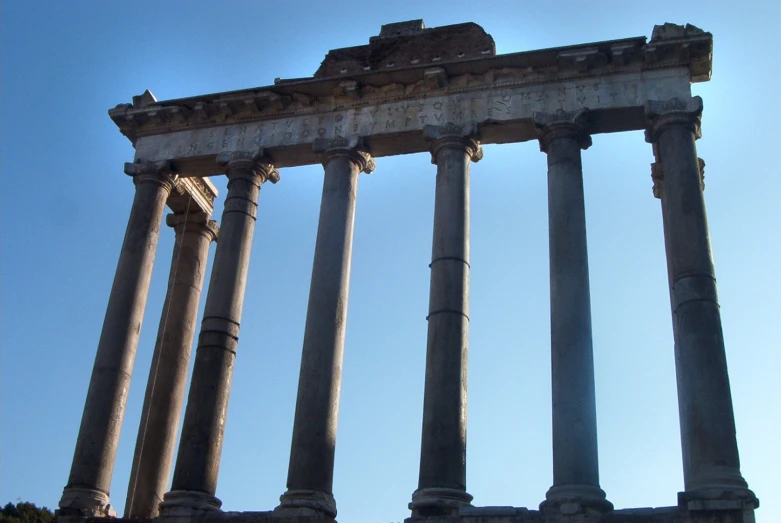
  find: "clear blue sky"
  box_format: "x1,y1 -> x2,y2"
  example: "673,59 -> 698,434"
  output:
1,1 -> 779,522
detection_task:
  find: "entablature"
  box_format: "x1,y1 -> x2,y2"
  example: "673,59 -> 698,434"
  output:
110,22 -> 711,177
168,176 -> 218,216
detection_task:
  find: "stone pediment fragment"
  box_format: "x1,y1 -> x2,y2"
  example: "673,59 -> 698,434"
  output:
650,22 -> 705,41
314,20 -> 496,78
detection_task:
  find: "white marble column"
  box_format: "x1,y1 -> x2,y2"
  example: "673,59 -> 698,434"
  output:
59,161 -> 176,517
124,211 -> 218,519
645,97 -> 757,511
410,124 -> 480,518
160,151 -> 278,516
277,137 -> 374,518
534,110 -> 611,515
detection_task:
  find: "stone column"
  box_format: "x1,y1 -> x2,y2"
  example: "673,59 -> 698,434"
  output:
276,137 -> 374,518
533,110 -> 611,515
160,151 -> 279,516
59,161 -> 176,517
645,97 -> 757,510
409,124 -> 480,518
124,211 -> 218,519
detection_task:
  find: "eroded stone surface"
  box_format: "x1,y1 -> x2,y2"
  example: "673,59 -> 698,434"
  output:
58,20 -> 754,523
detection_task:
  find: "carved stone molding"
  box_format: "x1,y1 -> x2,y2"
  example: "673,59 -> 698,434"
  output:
533,108 -> 591,152
168,177 -> 218,216
646,23 -> 711,82
313,136 -> 375,173
558,47 -> 608,73
108,24 -> 711,145
166,211 -> 219,242
123,160 -> 177,190
423,123 -> 482,164
645,96 -> 703,143
217,150 -> 280,184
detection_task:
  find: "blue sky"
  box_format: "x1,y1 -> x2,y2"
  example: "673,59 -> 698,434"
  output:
1,1 -> 779,522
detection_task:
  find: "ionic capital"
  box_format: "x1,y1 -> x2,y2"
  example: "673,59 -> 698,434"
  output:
423,123 -> 482,164
313,136 -> 375,173
217,149 -> 280,185
533,109 -> 591,152
166,211 -> 219,242
650,157 -> 705,199
645,96 -> 703,143
124,160 -> 178,190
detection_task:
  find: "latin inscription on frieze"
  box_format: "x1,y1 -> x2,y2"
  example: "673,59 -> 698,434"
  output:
135,68 -> 691,168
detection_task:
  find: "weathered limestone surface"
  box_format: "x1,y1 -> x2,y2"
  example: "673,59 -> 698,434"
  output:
161,152 -> 279,516
645,97 -> 757,510
59,162 -> 176,517
111,22 -> 710,175
410,124 -> 480,518
534,109 -> 609,514
57,20 -> 755,523
126,68 -> 690,175
125,211 -> 218,519
277,138 -> 373,518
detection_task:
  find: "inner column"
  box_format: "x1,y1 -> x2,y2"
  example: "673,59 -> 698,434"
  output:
276,137 -> 374,519
125,210 -> 218,519
410,123 -> 481,518
533,110 -> 611,515
160,151 -> 279,516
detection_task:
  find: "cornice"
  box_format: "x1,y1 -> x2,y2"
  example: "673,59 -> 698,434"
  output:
108,25 -> 711,145
167,175 -> 218,216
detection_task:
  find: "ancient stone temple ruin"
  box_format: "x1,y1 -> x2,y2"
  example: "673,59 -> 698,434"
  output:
57,20 -> 758,523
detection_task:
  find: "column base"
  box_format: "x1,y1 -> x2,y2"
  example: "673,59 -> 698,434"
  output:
679,487 -> 759,512
274,490 -> 336,518
679,466 -> 758,511
58,487 -> 116,517
158,490 -> 222,518
408,487 -> 473,518
540,484 -> 613,515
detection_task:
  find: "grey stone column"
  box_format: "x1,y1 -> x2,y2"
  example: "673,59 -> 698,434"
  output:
534,110 -> 611,515
277,137 -> 374,519
410,124 -> 481,518
59,161 -> 176,517
160,151 -> 279,516
124,211 -> 218,519
645,97 -> 757,510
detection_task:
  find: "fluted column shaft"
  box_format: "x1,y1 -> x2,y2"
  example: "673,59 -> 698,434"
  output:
533,110 -> 610,514
125,211 -> 218,518
645,97 -> 756,509
162,151 -> 278,514
278,137 -> 374,519
59,162 -> 175,517
410,124 -> 481,518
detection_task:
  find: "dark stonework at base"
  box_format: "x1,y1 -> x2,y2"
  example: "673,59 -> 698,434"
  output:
57,501 -> 758,523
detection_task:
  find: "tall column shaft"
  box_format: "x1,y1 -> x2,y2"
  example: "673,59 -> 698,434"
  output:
410,124 -> 481,518
59,162 -> 175,517
278,137 -> 374,519
161,151 -> 278,515
125,212 -> 218,519
534,110 -> 610,514
645,97 -> 756,509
